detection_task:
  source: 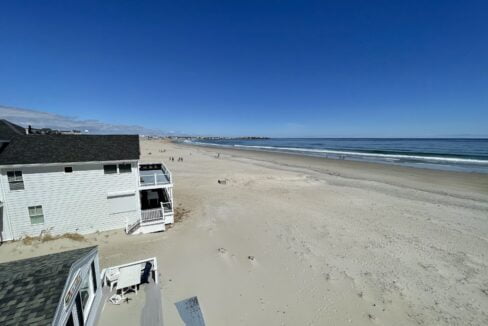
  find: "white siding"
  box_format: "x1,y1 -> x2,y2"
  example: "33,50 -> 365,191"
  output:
108,194 -> 137,214
0,162 -> 140,240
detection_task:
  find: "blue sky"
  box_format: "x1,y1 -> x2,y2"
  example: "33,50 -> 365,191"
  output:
0,1 -> 487,137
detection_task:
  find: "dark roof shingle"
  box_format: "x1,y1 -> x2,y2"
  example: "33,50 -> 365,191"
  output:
0,133 -> 140,165
0,246 -> 97,326
0,120 -> 25,140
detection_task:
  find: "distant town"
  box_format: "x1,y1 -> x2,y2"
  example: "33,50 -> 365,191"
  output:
144,135 -> 270,140
16,124 -> 269,140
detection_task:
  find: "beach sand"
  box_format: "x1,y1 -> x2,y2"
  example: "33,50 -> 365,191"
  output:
1,139 -> 487,325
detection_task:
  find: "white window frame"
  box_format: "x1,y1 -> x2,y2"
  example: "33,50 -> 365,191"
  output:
7,170 -> 24,190
28,205 -> 44,225
80,268 -> 96,321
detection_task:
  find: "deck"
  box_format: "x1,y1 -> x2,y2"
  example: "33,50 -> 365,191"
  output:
139,170 -> 171,187
141,206 -> 173,223
97,279 -> 163,326
97,259 -> 162,326
139,162 -> 172,188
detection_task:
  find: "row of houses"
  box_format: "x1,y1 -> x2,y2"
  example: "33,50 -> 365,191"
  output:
0,119 -> 175,241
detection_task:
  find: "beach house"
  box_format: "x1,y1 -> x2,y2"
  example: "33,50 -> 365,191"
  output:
0,120 -> 174,241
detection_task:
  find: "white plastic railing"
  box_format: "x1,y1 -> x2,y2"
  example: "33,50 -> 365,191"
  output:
161,202 -> 165,223
101,257 -> 159,285
141,208 -> 163,223
138,162 -> 173,187
125,215 -> 140,234
139,173 -> 171,187
161,164 -> 172,183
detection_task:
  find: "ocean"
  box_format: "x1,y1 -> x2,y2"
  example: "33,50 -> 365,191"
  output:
185,138 -> 488,173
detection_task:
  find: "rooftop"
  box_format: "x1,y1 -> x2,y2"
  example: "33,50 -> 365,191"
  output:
0,119 -> 25,140
0,246 -> 97,326
0,120 -> 140,165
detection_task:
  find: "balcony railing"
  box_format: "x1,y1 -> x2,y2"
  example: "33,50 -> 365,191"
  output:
141,208 -> 164,223
126,200 -> 174,233
138,162 -> 172,187
139,172 -> 171,187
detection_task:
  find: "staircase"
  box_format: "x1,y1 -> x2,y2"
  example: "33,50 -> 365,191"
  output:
126,220 -> 141,234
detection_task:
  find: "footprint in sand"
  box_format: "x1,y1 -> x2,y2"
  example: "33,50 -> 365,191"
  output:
217,247 -> 227,255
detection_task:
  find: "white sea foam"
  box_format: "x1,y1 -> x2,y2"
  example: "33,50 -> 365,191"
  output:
182,139 -> 488,167
231,145 -> 488,165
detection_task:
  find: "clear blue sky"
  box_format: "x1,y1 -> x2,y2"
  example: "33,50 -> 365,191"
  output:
0,1 -> 487,137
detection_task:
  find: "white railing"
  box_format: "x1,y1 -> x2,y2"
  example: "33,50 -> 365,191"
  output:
139,172 -> 171,187
126,197 -> 174,233
125,215 -> 140,234
101,257 -> 159,286
161,164 -> 172,181
141,208 -> 163,223
138,162 -> 173,187
161,203 -> 166,222
161,200 -> 172,211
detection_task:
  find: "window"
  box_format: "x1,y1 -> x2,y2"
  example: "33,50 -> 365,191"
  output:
64,166 -> 73,173
7,171 -> 24,190
118,163 -> 131,173
79,268 -> 95,321
28,205 -> 44,225
91,262 -> 98,292
103,164 -> 117,174
66,314 -> 74,326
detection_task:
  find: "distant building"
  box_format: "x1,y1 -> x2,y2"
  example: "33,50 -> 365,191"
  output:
0,119 -> 174,241
59,130 -> 82,135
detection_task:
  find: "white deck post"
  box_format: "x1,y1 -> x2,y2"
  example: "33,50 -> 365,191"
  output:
170,188 -> 174,214
161,201 -> 165,223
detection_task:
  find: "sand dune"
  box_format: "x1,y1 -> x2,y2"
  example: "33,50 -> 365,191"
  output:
1,139 -> 487,325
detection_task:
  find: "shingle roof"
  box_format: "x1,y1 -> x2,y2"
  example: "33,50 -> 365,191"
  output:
0,127 -> 140,165
0,246 -> 97,326
0,120 -> 25,140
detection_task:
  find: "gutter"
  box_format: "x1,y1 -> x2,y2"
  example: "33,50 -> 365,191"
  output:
0,159 -> 140,169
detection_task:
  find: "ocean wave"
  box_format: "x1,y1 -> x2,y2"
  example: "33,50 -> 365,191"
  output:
231,145 -> 488,165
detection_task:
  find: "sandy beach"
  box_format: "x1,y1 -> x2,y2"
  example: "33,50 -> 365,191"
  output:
1,139 -> 487,325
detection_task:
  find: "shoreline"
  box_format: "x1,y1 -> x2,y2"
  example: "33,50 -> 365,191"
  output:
181,139 -> 488,173
177,141 -> 488,201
